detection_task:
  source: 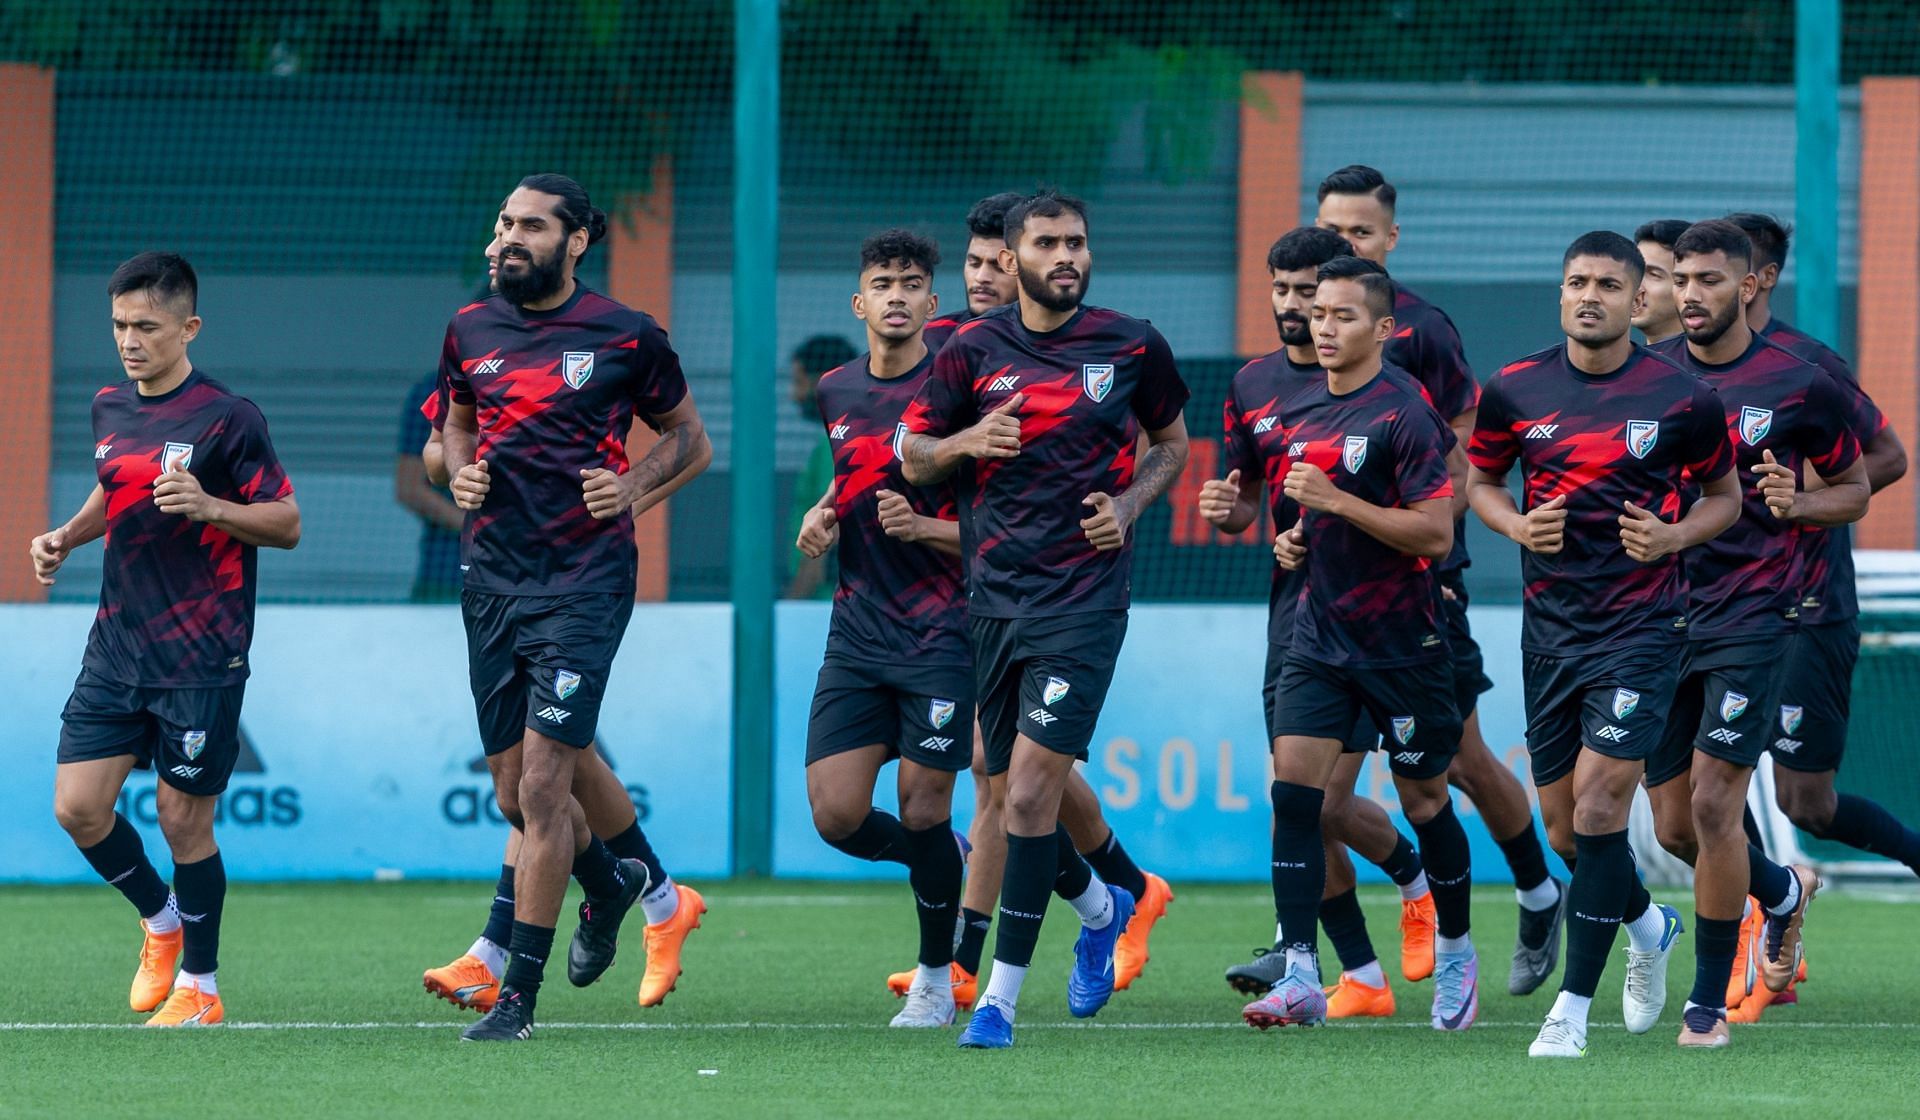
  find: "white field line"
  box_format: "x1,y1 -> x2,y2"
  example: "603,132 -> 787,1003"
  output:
2,1019 -> 1914,1032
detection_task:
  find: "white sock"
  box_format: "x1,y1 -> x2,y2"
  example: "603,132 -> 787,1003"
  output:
1399,872 -> 1430,901
1284,947 -> 1320,984
1516,877 -> 1561,912
1066,879 -> 1114,929
142,894 -> 181,936
1548,990 -> 1591,1026
1435,933 -> 1472,956
468,937 -> 507,977
980,960 -> 1028,1020
1345,960 -> 1385,987
1766,874 -> 1801,916
1623,905 -> 1668,952
917,963 -> 952,993
180,970 -> 217,996
641,877 -> 680,925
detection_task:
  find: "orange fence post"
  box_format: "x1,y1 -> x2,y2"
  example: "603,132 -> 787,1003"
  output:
608,156 -> 676,600
0,65 -> 55,602
1235,71 -> 1303,360
1857,77 -> 1920,549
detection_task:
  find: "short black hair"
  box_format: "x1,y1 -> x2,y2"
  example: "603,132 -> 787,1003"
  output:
1563,230 -> 1646,283
859,229 -> 940,277
1316,164 -> 1396,210
1673,219 -> 1754,270
792,334 -> 857,379
1003,188 -> 1089,244
510,172 -> 608,253
1315,255 -> 1395,319
1267,226 -> 1355,274
1724,212 -> 1792,272
1633,219 -> 1691,252
966,192 -> 1024,241
108,251 -> 198,316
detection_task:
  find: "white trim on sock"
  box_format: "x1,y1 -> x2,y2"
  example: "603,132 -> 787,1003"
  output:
1346,960 -> 1385,988
1398,872 -> 1430,901
1622,904 -> 1667,952
1548,990 -> 1591,1026
981,960 -> 1028,1020
469,937 -> 507,977
142,894 -> 181,936
1515,877 -> 1560,912
1766,874 -> 1801,916
1066,881 -> 1114,930
641,877 -> 680,926
180,971 -> 217,996
1435,933 -> 1472,956
913,963 -> 952,993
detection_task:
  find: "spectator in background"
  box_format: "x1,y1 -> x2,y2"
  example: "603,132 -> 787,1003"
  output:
395,371 -> 464,601
784,334 -> 858,599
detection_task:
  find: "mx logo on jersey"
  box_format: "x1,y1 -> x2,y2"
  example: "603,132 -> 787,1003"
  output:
1082,364 -> 1115,402
1343,436 -> 1369,473
1738,406 -> 1773,446
563,351 -> 595,390
1626,421 -> 1659,460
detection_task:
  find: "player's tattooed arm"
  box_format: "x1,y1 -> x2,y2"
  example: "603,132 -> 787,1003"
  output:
1753,449 -> 1869,527
597,395 -> 713,520
1619,468 -> 1738,563
1087,415 -> 1190,550
29,484 -> 107,586
900,393 -> 1026,486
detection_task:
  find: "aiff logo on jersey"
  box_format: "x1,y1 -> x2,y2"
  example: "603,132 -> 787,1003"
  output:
1082,364 -> 1114,403
563,352 -> 594,389
163,442 -> 195,471
1343,436 -> 1369,473
1738,406 -> 1773,446
929,698 -> 956,729
1626,421 -> 1659,460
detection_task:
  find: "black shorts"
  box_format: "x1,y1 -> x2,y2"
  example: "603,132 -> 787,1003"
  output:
1646,636 -> 1784,786
462,589 -> 635,755
1770,620 -> 1859,774
1522,644 -> 1681,788
57,670 -> 247,796
1263,642 -> 1378,752
971,611 -> 1128,776
1440,572 -> 1495,717
1271,653 -> 1460,780
805,656 -> 974,772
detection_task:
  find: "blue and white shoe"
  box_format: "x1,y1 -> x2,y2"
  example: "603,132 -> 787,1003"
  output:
1623,903 -> 1684,1034
1430,948 -> 1479,1031
1241,962 -> 1327,1029
957,1001 -> 1014,1049
1066,885 -> 1135,1018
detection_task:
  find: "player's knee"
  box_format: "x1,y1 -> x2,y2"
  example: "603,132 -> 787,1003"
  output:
809,798 -> 865,843
1776,785 -> 1835,835
1652,813 -> 1697,863
1002,785 -> 1058,834
154,798 -> 215,857
52,791 -> 114,844
1541,814 -> 1576,863
1397,785 -> 1448,826
1571,795 -> 1631,837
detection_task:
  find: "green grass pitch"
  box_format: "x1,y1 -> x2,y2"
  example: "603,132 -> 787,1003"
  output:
6,879 -> 1917,1118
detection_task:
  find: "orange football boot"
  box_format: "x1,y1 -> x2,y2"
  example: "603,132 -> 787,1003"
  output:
638,884 -> 706,1007
1400,892 -> 1437,982
423,954 -> 499,1013
131,926 -> 183,1013
1325,973 -> 1396,1018
1114,873 -> 1174,991
145,985 -> 223,1027
887,963 -> 977,1009
1726,902 -> 1761,1010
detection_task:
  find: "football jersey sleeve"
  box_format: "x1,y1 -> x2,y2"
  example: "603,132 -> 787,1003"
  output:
1681,381 -> 1735,482
1801,371 -> 1865,478
904,338 -> 978,437
1392,408 -> 1455,504
1410,311 -> 1478,420
401,376 -> 437,452
1466,376 -> 1518,475
227,399 -> 294,502
1832,373 -> 1889,440
442,325 -> 473,407
629,318 -> 691,427
1220,379 -> 1259,478
1132,327 -> 1191,430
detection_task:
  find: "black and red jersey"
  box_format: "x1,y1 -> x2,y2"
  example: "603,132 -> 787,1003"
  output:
904,304 -> 1190,618
1279,370 -> 1455,668
815,351 -> 967,664
1665,335 -> 1863,638
923,307 -> 977,355
1760,316 -> 1852,383
1223,350 -> 1437,645
84,370 -> 292,687
441,287 -> 688,597
1470,344 -> 1733,655
1388,283 -> 1479,576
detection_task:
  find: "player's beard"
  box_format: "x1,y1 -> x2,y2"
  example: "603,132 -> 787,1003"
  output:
496,245 -> 567,307
1275,311 -> 1311,347
1682,298 -> 1740,348
1017,260 -> 1090,314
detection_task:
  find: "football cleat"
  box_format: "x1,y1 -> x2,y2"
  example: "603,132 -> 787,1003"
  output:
1224,947 -> 1290,995
1430,949 -> 1479,1031
1677,1003 -> 1730,1049
1242,963 -> 1328,1030
637,883 -> 706,1007
423,953 -> 499,1013
1114,872 -> 1174,991
1324,972 -> 1395,1019
1760,865 -> 1818,993
144,985 -> 223,1028
956,1002 -> 1014,1049
1400,892 -> 1438,982
1622,903 -> 1684,1034
460,985 -> 533,1042
889,979 -> 957,1028
567,858 -> 650,987
1727,901 -> 1760,1009
1066,885 -> 1135,1018
1528,1015 -> 1587,1058
131,925 -> 183,1013
888,962 -> 976,1009
1509,878 -> 1565,996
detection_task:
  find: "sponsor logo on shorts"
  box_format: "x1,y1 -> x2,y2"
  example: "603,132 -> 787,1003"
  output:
1708,727 -> 1743,745
929,698 -> 956,729
1738,406 -> 1773,445
534,705 -> 572,724
1611,688 -> 1640,720
1026,709 -> 1058,727
1392,751 -> 1424,766
1779,705 -> 1803,735
1773,738 -> 1803,754
1043,677 -> 1070,706
1719,691 -> 1749,722
554,669 -> 581,701
1593,725 -> 1630,743
162,441 -> 195,471
1390,716 -> 1415,745
1082,363 -> 1115,402
170,765 -> 203,780
1343,435 -> 1369,472
1254,416 -> 1277,435
919,736 -> 956,752
563,351 -> 595,389
182,730 -> 207,760
1626,420 -> 1659,459
1525,423 -> 1559,440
